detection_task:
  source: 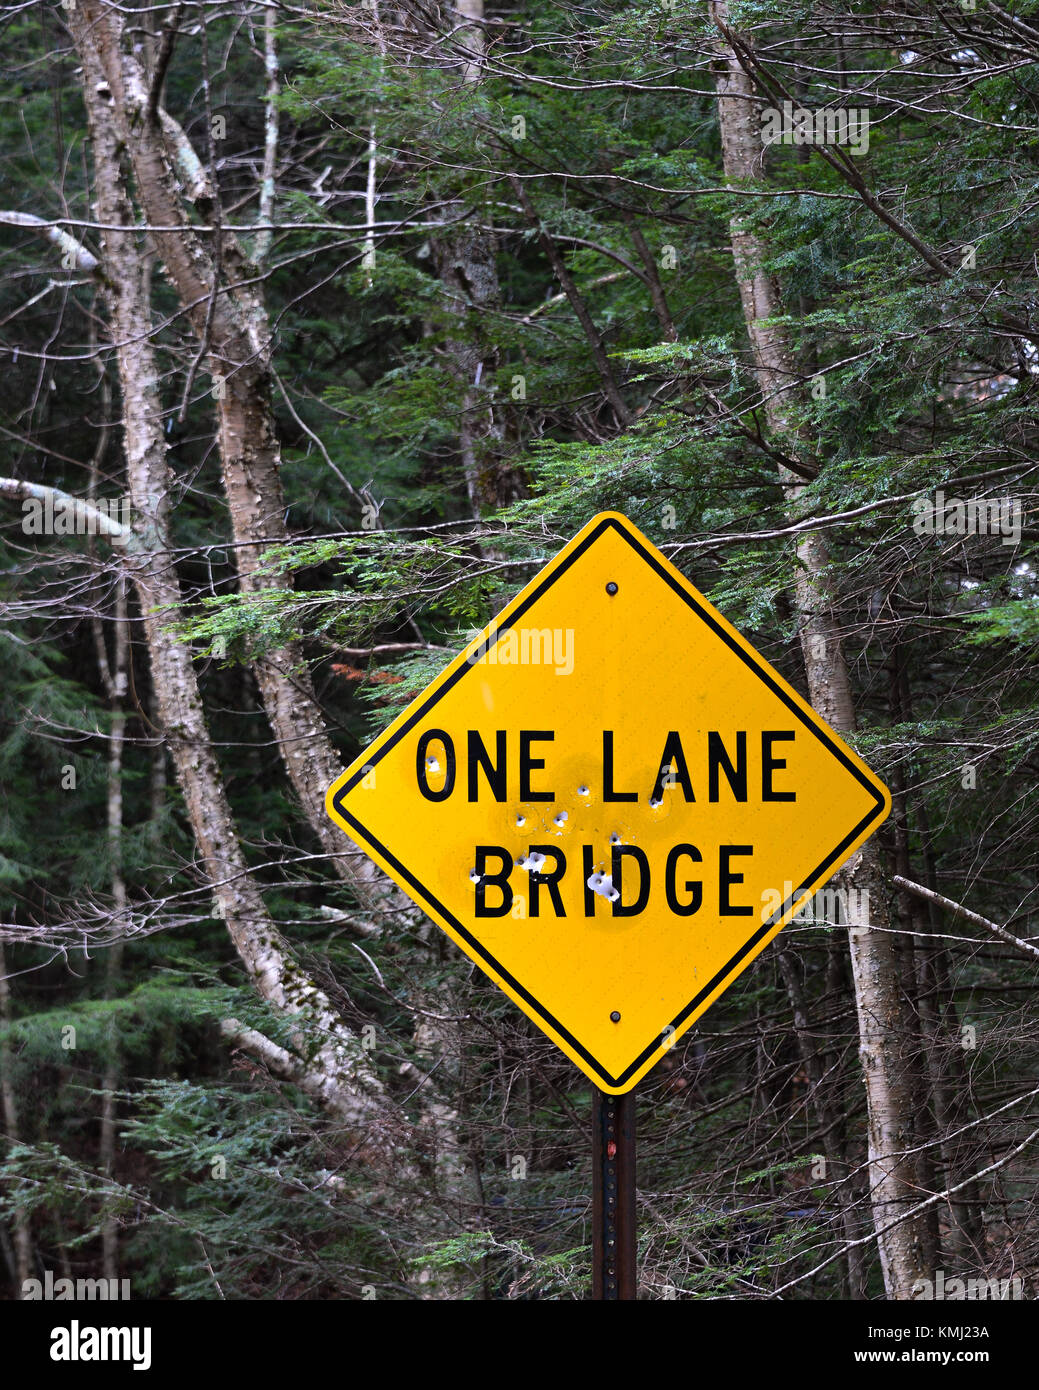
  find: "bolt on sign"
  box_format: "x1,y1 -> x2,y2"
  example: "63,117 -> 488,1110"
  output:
326,512 -> 891,1094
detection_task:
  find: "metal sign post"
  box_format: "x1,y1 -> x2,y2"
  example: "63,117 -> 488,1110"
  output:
592,1088 -> 636,1299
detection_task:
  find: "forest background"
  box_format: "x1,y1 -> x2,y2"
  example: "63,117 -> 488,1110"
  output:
0,0 -> 1037,1301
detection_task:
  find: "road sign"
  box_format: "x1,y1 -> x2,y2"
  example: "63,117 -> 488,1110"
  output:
326,511 -> 891,1094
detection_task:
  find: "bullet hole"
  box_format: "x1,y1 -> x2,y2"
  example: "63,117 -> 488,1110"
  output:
578,785 -> 589,796
554,811 -> 568,827
517,851 -> 547,872
587,871 -> 620,902
516,813 -> 526,827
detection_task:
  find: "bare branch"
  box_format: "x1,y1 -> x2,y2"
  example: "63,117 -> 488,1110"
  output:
0,211 -> 99,274
893,876 -> 1039,963
0,477 -> 130,545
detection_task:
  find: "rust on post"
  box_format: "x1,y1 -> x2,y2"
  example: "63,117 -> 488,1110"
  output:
592,1088 -> 636,1299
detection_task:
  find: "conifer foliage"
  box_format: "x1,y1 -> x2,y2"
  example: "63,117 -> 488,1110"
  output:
0,0 -> 1037,1300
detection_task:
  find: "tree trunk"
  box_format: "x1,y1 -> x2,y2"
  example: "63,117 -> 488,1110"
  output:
889,649 -> 986,1269
77,0 -> 403,918
776,947 -> 869,1298
0,942 -> 32,1295
710,0 -> 930,1298
95,573 -> 128,1282
433,0 -> 526,516
68,12 -> 397,1140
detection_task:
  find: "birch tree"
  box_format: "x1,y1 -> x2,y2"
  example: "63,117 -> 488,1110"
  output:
59,10 -> 396,1138
709,0 -> 931,1297
71,0 -> 403,917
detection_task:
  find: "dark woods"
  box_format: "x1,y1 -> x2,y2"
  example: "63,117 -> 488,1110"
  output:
0,0 -> 1037,1301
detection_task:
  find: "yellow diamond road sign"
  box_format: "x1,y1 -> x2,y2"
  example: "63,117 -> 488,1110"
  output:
326,512 -> 891,1094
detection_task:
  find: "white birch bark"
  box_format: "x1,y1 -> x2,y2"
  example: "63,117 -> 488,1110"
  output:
75,0 -> 406,919
61,12 -> 399,1140
710,0 -> 931,1298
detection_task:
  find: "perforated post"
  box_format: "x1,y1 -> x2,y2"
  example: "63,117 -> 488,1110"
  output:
592,1088 -> 636,1299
